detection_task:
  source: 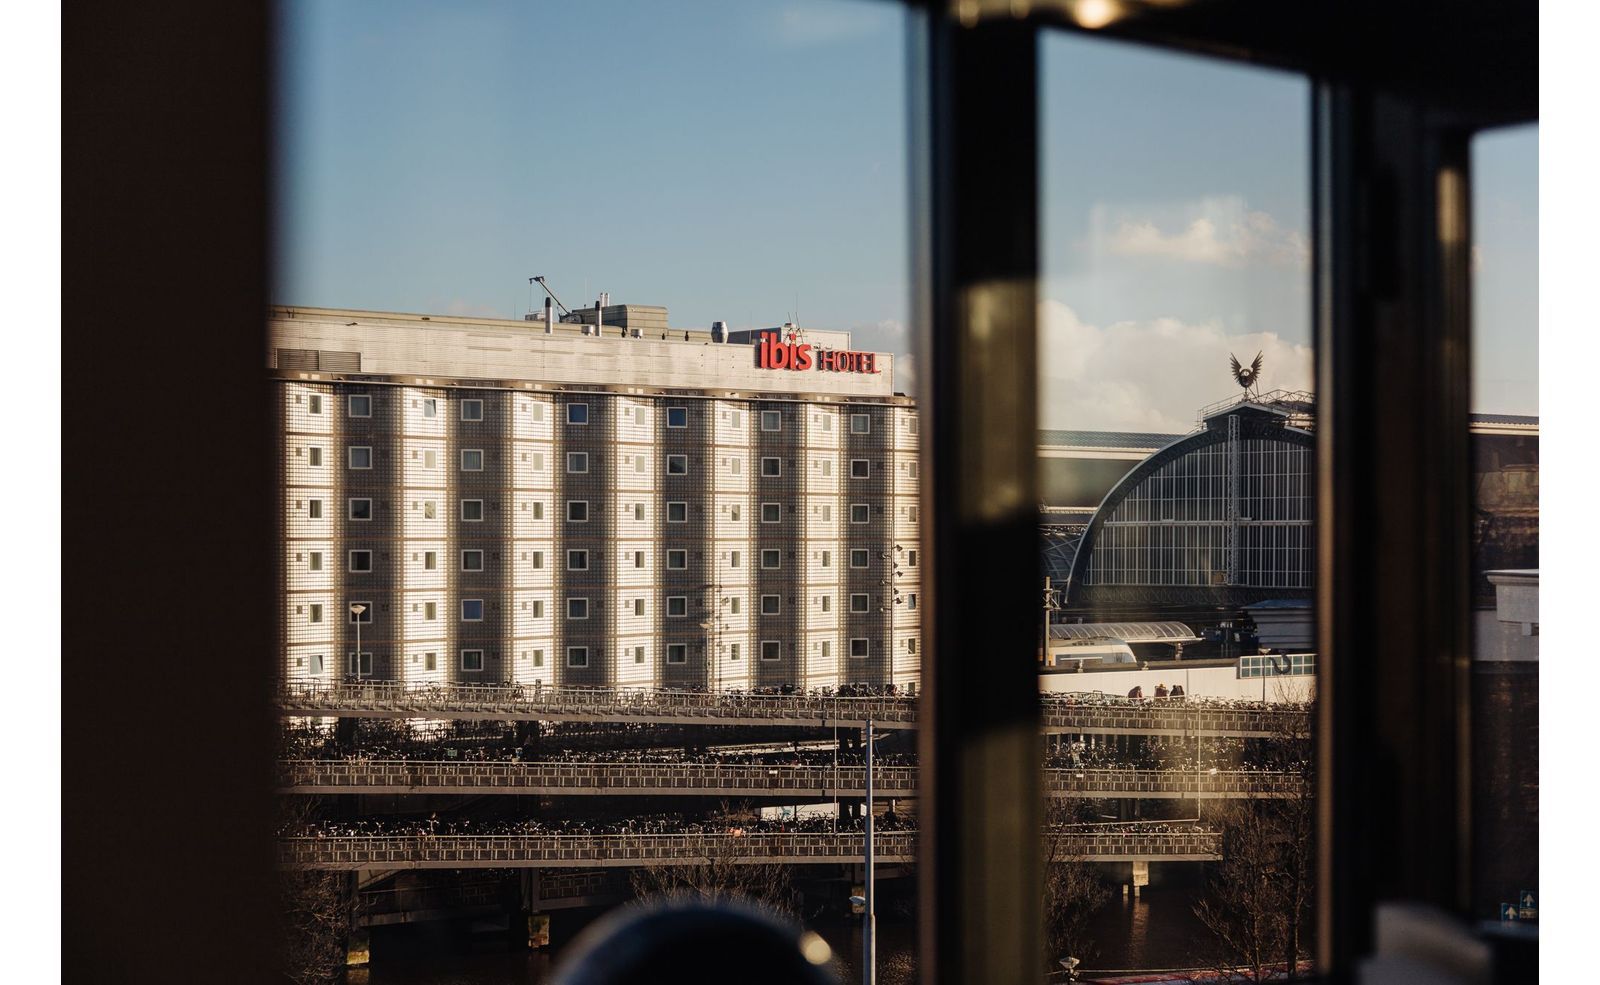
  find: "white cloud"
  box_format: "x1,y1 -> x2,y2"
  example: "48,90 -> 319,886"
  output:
771,1 -> 893,46
1099,197 -> 1308,269
1037,299 -> 1312,432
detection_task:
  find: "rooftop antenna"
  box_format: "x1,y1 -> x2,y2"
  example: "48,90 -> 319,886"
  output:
530,276 -> 571,318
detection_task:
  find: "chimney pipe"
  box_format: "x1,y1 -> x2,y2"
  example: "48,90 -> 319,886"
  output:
595,298 -> 604,337
543,296 -> 553,334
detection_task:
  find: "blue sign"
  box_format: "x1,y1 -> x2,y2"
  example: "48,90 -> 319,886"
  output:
1500,904 -> 1519,922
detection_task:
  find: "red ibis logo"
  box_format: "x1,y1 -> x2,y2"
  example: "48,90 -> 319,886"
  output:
757,331 -> 877,374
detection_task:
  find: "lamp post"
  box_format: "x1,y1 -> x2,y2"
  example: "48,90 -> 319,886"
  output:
349,603 -> 367,679
863,717 -> 875,985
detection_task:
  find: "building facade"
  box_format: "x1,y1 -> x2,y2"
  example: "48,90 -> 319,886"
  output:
274,305 -> 920,691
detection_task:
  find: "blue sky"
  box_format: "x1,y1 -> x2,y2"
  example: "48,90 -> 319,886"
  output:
277,1 -> 1537,427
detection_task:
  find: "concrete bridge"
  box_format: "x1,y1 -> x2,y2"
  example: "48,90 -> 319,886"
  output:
279,829 -> 1219,870
278,759 -> 1303,799
277,682 -> 1306,737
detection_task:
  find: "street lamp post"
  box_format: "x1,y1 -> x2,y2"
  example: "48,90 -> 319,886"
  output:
349,603 -> 367,679
863,717 -> 875,985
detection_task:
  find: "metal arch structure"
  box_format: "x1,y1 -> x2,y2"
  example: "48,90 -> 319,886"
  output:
1062,406 -> 1316,610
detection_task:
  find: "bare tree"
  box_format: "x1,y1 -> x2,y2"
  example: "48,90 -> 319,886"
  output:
278,799 -> 359,984
1042,799 -> 1112,972
1193,704 -> 1314,982
628,802 -> 798,917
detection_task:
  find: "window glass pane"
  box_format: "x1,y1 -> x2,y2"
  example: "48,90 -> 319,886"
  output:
1468,124 -> 1538,924
1039,32 -> 1313,975
273,1 -> 917,979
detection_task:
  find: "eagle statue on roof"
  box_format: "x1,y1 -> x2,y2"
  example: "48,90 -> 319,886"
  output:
1230,351 -> 1264,398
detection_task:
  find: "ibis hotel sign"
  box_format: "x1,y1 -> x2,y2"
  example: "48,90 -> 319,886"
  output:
757,331 -> 879,374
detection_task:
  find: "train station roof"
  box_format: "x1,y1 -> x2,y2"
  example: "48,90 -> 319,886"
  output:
1049,622 -> 1201,644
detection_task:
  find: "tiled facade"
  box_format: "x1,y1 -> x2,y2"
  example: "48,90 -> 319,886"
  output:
275,307 -> 920,691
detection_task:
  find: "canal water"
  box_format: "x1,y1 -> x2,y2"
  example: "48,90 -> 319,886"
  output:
354,885 -> 1218,983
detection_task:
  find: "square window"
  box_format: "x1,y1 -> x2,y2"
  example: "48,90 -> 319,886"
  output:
531,551 -> 544,569
307,446 -> 322,467
634,598 -> 645,616
667,596 -> 688,617
761,410 -> 781,432
761,503 -> 781,524
567,451 -> 588,474
730,642 -> 741,660
731,504 -> 741,521
731,457 -> 742,475
308,394 -> 322,415
423,551 -> 437,570
462,599 -> 484,621
760,457 -> 781,477
907,638 -> 917,654
850,503 -> 870,524
667,454 -> 688,475
461,550 -> 484,571
567,403 -> 589,424
907,593 -> 917,611
851,549 -> 869,569
568,549 -> 588,570
425,651 -> 437,670
667,407 -> 688,428
567,500 -> 589,522
667,502 -> 688,523
568,598 -> 589,619
850,638 -> 869,659
531,452 -> 545,470
761,549 -> 781,569
532,649 -> 545,667
821,550 -> 831,568
850,459 -> 870,478
667,550 -> 687,570
461,649 -> 484,672
348,394 -> 371,417
907,550 -> 917,567
461,399 -> 483,421
348,498 -> 372,521
820,641 -> 831,659
461,499 -> 484,521
634,646 -> 646,664
531,600 -> 544,617
730,597 -> 741,614
532,502 -> 545,520
667,644 -> 688,664
421,398 -> 437,418
348,446 -> 372,469
461,449 -> 484,471
424,449 -> 437,469
348,601 -> 372,623
348,652 -> 372,676
567,647 -> 589,667
760,595 -> 780,615
635,456 -> 646,474
424,601 -> 437,620
308,499 -> 323,519
730,550 -> 741,568
423,501 -> 437,520
851,414 -> 870,434
635,503 -> 645,521
308,552 -> 322,571
308,603 -> 323,623
634,551 -> 645,569
760,640 -> 781,661
851,593 -> 870,613
348,551 -> 373,573
821,596 -> 831,612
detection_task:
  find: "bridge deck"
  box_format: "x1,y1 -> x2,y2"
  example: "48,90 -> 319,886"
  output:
278,760 -> 1302,799
279,831 -> 1220,870
277,683 -> 1305,737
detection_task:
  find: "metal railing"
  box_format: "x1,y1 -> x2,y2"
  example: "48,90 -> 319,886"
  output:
278,829 -> 1218,870
277,760 -> 1300,799
277,681 -> 1308,736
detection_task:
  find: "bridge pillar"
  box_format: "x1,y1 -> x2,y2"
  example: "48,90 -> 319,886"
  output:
517,870 -> 550,951
345,873 -> 370,966
1117,862 -> 1150,899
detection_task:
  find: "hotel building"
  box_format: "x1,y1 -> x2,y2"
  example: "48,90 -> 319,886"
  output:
273,301 -> 920,692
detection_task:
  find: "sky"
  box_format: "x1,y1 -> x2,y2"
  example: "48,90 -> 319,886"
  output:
277,1 -> 1538,430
